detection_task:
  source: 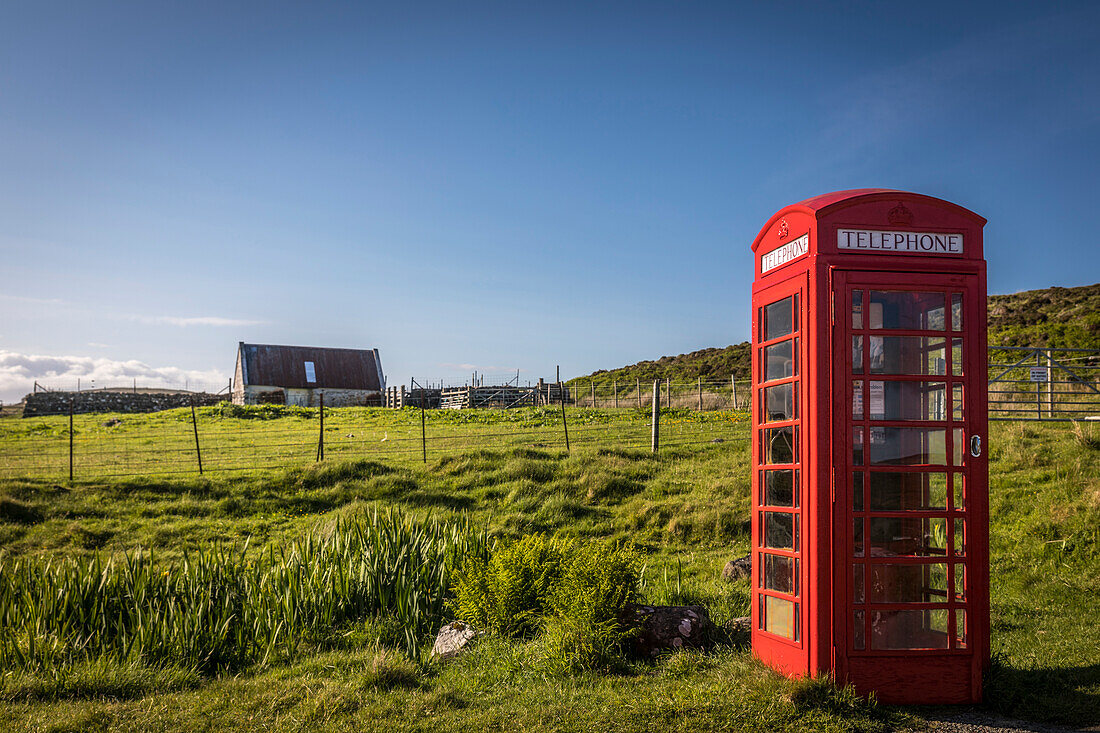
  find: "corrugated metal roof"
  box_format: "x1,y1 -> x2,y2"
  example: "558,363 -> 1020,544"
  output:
238,343 -> 384,390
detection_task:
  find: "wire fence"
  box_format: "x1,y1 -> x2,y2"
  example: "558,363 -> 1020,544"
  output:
0,401 -> 750,481
567,376 -> 750,411
3,348 -> 1098,482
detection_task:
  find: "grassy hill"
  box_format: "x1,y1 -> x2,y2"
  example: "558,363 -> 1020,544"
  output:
988,283 -> 1100,349
574,283 -> 1100,384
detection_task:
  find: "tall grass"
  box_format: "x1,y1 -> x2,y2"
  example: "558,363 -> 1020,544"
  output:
0,509 -> 488,673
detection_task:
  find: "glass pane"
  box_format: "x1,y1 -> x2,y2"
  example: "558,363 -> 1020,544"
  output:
852,290 -> 863,329
764,297 -> 794,341
868,564 -> 948,603
764,340 -> 795,381
868,472 -> 947,510
852,380 -> 864,420
869,291 -> 946,330
954,518 -> 965,556
953,474 -> 965,510
954,563 -> 966,601
763,511 -> 797,550
868,517 -> 948,557
763,469 -> 797,507
763,382 -> 796,422
869,427 -> 947,465
852,336 -> 863,374
764,595 -> 798,640
952,385 -> 964,421
763,426 -> 797,464
870,336 -> 946,375
872,609 -> 950,650
853,518 -> 864,557
869,381 -> 947,421
952,338 -> 964,376
852,472 -> 864,512
951,293 -> 963,331
955,609 -> 967,648
853,428 -> 864,466
853,565 -> 865,603
953,428 -> 965,467
853,610 -> 866,650
764,554 -> 798,594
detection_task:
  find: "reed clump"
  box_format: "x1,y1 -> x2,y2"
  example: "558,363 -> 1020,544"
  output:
0,509 -> 488,674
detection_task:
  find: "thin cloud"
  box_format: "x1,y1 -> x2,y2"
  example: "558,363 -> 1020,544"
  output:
0,350 -> 228,402
130,315 -> 266,327
0,294 -> 68,306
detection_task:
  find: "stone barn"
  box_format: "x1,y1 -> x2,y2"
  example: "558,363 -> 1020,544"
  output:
232,343 -> 385,407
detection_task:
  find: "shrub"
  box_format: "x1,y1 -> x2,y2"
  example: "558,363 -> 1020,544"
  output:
451,534 -> 572,638
539,541 -> 642,673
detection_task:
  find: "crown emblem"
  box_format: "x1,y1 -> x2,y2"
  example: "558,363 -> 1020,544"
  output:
777,219 -> 789,239
888,201 -> 913,226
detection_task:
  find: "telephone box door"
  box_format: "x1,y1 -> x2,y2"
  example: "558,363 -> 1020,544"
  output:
832,270 -> 988,703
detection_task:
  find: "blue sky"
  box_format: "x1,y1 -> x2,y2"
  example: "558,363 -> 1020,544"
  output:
1,1 -> 1098,401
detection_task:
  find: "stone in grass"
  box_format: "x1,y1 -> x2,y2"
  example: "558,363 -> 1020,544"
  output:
721,554 -> 752,582
431,620 -> 480,660
625,604 -> 715,657
726,616 -> 751,634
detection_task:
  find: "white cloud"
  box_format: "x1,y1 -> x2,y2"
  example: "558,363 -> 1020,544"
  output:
0,350 -> 229,403
0,294 -> 68,306
130,315 -> 265,327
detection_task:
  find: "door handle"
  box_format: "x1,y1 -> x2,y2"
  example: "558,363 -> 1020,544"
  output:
970,435 -> 982,458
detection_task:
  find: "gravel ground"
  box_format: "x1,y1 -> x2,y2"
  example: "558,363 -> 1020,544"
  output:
922,708 -> 1098,733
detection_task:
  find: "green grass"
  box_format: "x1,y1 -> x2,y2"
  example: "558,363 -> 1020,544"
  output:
0,404 -> 746,480
0,413 -> 1097,731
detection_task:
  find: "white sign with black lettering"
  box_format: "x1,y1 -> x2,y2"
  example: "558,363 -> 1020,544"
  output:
838,229 -> 963,255
1029,367 -> 1048,382
761,233 -> 809,273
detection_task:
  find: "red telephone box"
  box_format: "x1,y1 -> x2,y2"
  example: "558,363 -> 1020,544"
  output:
749,189 -> 989,704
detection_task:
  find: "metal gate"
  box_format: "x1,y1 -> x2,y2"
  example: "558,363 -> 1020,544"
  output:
988,347 -> 1100,421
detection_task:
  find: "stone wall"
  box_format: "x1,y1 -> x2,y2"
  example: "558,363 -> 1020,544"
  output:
236,386 -> 381,407
22,391 -> 229,417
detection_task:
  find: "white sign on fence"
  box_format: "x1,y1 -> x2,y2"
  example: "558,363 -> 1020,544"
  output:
1029,367 -> 1048,382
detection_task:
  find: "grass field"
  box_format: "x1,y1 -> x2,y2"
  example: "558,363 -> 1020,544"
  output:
0,404 -> 746,480
0,410 -> 1097,732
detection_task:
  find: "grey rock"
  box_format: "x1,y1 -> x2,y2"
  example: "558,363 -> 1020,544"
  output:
721,554 -> 752,582
431,620 -> 479,660
727,616 -> 751,633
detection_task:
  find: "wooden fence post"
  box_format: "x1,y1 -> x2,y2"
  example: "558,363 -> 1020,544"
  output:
732,376 -> 738,410
419,382 -> 427,463
558,366 -> 569,452
190,396 -> 203,475
316,393 -> 325,461
698,377 -> 703,411
651,380 -> 660,455
613,380 -> 618,409
665,378 -> 670,409
68,396 -> 74,482
591,381 -> 596,409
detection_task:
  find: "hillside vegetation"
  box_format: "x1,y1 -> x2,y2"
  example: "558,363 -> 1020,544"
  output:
574,283 -> 1100,384
0,412 -> 1098,730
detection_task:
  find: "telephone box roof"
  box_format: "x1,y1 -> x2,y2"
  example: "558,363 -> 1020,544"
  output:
752,189 -> 987,254
793,188 -> 986,223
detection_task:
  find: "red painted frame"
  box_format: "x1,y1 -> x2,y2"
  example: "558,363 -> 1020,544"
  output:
749,190 -> 989,705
